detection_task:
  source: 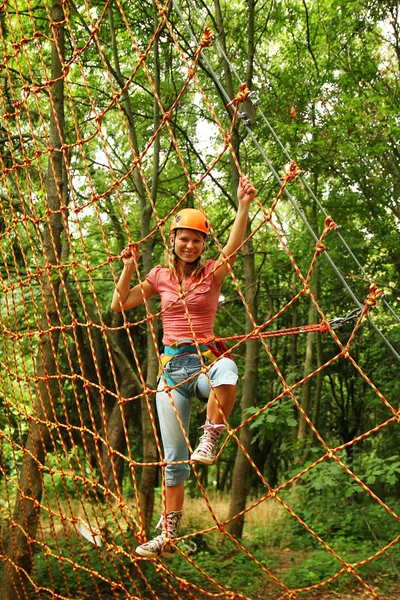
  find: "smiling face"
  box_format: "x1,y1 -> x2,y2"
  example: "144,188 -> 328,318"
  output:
171,228 -> 206,264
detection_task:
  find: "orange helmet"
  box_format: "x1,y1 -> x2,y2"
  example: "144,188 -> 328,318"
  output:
170,208 -> 209,237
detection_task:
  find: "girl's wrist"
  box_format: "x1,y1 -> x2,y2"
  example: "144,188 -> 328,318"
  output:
123,262 -> 136,274
237,199 -> 251,214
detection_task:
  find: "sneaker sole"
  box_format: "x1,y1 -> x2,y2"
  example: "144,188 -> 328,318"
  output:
135,547 -> 156,558
135,547 -> 175,559
190,452 -> 215,465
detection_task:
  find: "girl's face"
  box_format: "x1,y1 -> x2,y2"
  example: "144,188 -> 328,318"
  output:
171,228 -> 205,263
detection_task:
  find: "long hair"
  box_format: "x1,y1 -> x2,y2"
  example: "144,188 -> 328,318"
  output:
164,229 -> 207,282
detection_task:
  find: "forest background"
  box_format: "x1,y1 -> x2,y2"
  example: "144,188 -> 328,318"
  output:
0,0 -> 399,599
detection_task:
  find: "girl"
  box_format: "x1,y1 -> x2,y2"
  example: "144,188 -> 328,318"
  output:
111,176 -> 256,558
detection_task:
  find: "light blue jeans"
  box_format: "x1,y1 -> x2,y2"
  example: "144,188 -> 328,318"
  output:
156,353 -> 238,486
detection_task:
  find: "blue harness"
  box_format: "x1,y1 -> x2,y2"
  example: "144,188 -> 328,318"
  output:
160,343 -> 215,388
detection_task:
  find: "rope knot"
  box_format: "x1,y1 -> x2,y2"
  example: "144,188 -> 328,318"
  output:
364,283 -> 383,308
281,160 -> 301,183
315,241 -> 326,256
223,132 -> 232,146
199,25 -> 214,48
226,83 -> 251,108
324,216 -> 337,231
178,578 -> 188,590
320,319 -> 329,333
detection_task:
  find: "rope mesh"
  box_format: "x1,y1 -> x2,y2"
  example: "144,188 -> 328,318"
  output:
0,1 -> 398,599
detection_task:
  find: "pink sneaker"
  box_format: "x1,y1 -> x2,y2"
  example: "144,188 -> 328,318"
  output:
190,419 -> 225,465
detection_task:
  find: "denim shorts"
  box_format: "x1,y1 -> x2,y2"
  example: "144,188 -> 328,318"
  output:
156,354 -> 238,486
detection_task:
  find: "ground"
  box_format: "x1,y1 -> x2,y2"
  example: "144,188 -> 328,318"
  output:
151,588 -> 400,600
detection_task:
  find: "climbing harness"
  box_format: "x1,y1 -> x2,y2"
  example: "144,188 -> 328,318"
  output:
158,339 -> 231,389
158,308 -> 361,390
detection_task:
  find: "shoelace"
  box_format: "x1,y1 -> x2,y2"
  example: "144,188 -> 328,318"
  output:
197,423 -> 225,455
140,534 -> 165,551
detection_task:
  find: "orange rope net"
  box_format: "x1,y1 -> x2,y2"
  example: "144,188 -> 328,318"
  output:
0,1 -> 399,599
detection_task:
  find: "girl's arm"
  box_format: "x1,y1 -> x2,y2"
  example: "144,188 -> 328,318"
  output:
111,245 -> 155,312
214,176 -> 256,285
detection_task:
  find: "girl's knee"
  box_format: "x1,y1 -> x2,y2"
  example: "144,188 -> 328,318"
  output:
196,357 -> 238,399
210,357 -> 238,387
165,464 -> 190,487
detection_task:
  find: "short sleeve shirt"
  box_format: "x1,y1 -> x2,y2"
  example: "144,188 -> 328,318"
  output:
145,260 -> 222,346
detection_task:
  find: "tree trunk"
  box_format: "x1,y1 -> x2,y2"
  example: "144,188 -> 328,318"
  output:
107,2 -> 160,535
298,177 -> 320,451
226,247 -> 258,537
102,315 -> 142,495
214,0 -> 259,539
297,299 -> 316,441
290,270 -> 299,440
311,264 -> 323,431
1,2 -> 65,597
213,0 -> 241,174
136,1 -> 163,535
216,460 -> 232,492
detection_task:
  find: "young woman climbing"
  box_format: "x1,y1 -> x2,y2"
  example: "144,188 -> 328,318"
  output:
111,175 -> 256,558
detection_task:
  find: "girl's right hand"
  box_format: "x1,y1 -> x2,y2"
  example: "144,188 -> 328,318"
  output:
237,175 -> 256,205
121,244 -> 139,268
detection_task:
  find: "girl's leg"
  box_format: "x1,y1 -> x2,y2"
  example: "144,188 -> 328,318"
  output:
207,383 -> 237,424
191,358 -> 238,465
166,482 -> 184,512
136,380 -> 189,558
195,357 -> 239,423
156,381 -> 191,488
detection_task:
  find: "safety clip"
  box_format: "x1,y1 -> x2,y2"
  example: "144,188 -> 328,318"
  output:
328,308 -> 362,330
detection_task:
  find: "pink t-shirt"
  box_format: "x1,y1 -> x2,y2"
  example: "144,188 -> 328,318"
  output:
146,259 -> 222,346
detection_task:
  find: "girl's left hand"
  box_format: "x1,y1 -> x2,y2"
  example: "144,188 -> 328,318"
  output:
237,176 -> 256,204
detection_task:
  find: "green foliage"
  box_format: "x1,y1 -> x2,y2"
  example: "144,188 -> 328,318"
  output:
31,534 -> 134,598
362,453 -> 400,488
247,401 -> 298,444
260,457 -> 400,591
168,539 -> 279,597
282,549 -> 342,589
22,486 -> 400,599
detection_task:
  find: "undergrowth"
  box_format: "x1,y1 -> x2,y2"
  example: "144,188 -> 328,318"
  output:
15,487 -> 399,599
